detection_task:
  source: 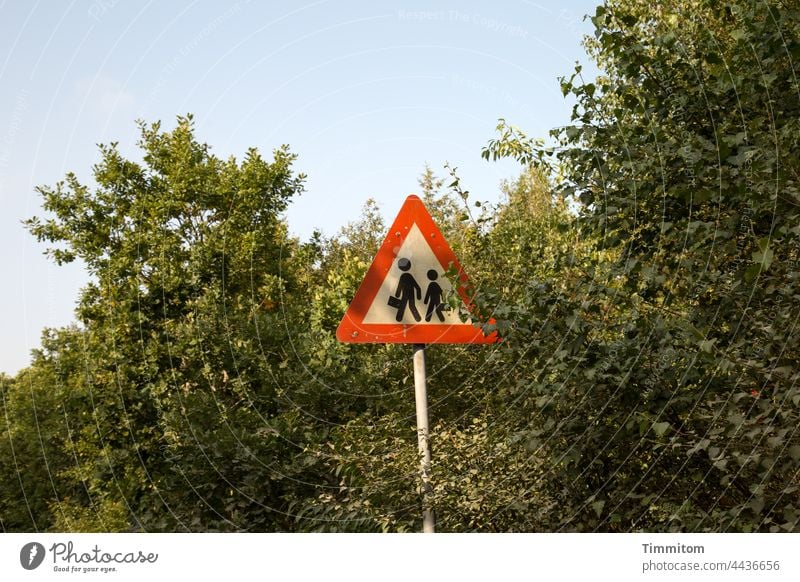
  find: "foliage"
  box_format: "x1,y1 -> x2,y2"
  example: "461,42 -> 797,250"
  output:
10,115 -> 313,531
478,0 -> 800,531
3,0 -> 799,533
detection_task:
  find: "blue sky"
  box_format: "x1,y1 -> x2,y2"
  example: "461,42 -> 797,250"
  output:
0,0 -> 600,374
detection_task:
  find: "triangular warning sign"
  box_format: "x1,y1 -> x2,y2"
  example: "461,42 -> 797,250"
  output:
336,195 -> 497,344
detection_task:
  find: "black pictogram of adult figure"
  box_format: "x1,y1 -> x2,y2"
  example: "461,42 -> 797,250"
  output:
424,269 -> 446,322
387,257 -> 421,322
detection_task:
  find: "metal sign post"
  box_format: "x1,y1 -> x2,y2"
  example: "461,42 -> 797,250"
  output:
413,343 -> 435,533
336,195 -> 499,533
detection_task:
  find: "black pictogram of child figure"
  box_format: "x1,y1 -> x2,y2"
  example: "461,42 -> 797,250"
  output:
387,258 -> 422,322
423,269 -> 446,322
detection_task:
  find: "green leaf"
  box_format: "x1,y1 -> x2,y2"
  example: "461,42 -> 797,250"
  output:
699,339 -> 715,353
751,238 -> 774,271
653,422 -> 671,437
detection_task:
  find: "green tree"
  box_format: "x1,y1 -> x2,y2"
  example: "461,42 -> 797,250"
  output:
22,115 -> 309,531
484,0 -> 800,531
293,163 -> 578,532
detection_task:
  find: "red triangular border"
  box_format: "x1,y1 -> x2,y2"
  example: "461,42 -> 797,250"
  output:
336,195 -> 497,344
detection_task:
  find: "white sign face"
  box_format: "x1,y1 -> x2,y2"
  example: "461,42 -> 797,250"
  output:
362,224 -> 463,325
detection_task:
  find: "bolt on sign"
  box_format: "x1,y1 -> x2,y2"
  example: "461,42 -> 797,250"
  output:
336,195 -> 497,344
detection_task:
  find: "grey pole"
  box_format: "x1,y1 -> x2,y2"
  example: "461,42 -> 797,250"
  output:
412,343 -> 435,533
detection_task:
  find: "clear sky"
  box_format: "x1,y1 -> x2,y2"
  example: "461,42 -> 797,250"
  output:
0,0 -> 600,374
